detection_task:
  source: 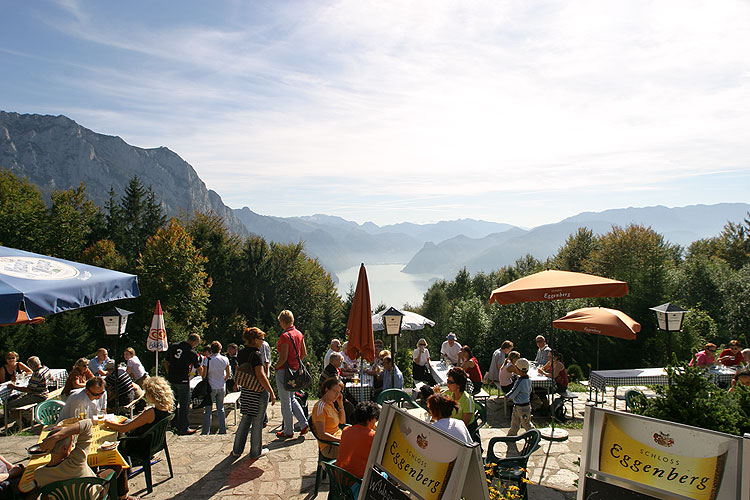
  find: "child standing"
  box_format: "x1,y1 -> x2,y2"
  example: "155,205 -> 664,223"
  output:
506,358 -> 535,436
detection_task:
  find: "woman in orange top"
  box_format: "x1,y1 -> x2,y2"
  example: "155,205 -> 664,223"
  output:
336,401 -> 380,478
311,377 -> 346,458
61,358 -> 94,399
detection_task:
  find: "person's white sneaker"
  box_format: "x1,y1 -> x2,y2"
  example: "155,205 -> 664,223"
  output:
259,448 -> 270,457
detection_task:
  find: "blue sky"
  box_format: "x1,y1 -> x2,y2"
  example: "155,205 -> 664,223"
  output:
1,0 -> 749,227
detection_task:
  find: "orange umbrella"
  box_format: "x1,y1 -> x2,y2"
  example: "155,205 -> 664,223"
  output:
0,310 -> 45,327
345,264 -> 375,363
489,269 -> 628,305
552,307 -> 640,340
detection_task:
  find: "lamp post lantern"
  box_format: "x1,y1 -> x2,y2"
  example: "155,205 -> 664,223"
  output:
96,307 -> 133,414
382,307 -> 404,388
649,303 -> 688,364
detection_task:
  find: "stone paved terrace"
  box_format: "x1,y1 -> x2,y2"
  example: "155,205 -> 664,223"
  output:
1,388 -> 647,499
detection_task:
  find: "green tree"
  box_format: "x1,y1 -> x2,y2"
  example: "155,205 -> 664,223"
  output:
80,239 -> 128,271
45,183 -> 99,260
715,216 -> 750,270
116,177 -> 166,266
450,296 -> 491,362
0,171 -> 46,251
553,227 -> 598,272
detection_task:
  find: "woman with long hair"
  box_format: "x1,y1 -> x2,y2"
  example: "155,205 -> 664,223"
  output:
61,357 -> 94,399
458,346 -> 483,395
232,327 -> 276,458
0,351 -> 31,384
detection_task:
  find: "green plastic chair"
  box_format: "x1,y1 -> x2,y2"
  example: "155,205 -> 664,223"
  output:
118,415 -> 173,494
625,389 -> 647,412
321,461 -> 362,500
485,429 -> 541,500
376,389 -> 419,408
34,400 -> 65,426
308,416 -> 340,498
38,469 -> 117,500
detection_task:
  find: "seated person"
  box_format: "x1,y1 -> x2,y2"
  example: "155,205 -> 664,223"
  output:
59,377 -> 107,422
718,340 -> 744,367
0,454 -> 24,500
381,356 -> 404,391
319,352 -> 343,388
689,343 -> 717,367
427,393 -> 472,445
88,349 -> 111,377
336,402 -> 380,478
440,367 -> 480,445
123,348 -> 148,387
311,378 -> 346,459
499,351 -> 522,394
729,370 -> 750,393
367,349 -> 390,400
104,361 -> 137,410
0,351 -> 31,384
458,346 -> 483,395
538,351 -> 568,394
104,376 -> 174,461
6,356 -> 51,428
62,358 -> 94,399
412,339 -> 437,386
34,418 -> 137,500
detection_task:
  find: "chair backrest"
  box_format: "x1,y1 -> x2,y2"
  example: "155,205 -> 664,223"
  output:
474,401 -> 486,430
38,474 -> 113,500
307,416 -> 341,448
517,429 -> 542,458
377,389 -> 419,408
137,415 -> 172,455
35,399 -> 65,425
321,461 -> 361,500
625,389 -> 647,411
486,429 -> 542,466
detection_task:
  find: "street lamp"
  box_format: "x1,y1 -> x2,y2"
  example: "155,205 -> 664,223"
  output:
649,303 -> 688,364
96,307 -> 133,414
382,307 -> 404,388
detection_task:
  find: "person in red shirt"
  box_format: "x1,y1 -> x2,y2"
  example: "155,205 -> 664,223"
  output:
458,346 -> 483,395
718,340 -> 744,367
273,309 -> 309,439
336,401 -> 380,478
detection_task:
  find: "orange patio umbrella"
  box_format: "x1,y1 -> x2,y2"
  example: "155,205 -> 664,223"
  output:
345,264 -> 375,364
489,269 -> 628,305
0,310 -> 45,327
552,307 -> 640,340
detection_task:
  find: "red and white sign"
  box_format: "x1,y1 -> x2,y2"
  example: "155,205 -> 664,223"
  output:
147,300 -> 168,352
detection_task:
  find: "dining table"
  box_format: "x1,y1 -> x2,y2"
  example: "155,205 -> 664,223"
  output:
345,373 -> 375,403
17,415 -> 129,493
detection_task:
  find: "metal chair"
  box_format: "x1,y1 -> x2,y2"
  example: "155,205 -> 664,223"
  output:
38,469 -> 117,500
376,389 -> 420,408
308,416 -> 340,498
321,461 -> 362,500
119,415 -> 173,494
34,399 -> 65,426
485,429 -> 542,500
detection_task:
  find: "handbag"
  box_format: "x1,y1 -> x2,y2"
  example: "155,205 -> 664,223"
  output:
235,362 -> 265,392
193,357 -> 212,408
283,331 -> 312,391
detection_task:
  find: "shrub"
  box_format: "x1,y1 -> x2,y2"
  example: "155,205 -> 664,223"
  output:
567,363 -> 584,382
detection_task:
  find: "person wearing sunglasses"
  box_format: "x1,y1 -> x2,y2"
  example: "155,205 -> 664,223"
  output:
689,343 -> 717,367
718,340 -> 744,367
412,339 -> 437,386
439,367 -> 480,445
58,377 -> 107,422
0,351 -> 31,384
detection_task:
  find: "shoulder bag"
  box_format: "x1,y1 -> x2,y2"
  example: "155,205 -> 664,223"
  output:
193,357 -> 212,408
283,331 -> 312,391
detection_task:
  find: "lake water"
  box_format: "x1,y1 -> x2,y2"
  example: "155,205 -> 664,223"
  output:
334,264 -> 441,308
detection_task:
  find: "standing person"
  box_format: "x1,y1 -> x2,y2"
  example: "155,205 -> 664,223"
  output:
440,333 -> 462,365
324,339 -> 342,368
61,358 -> 94,399
123,348 -> 148,387
689,343 -> 717,367
458,346 -> 483,395
718,340 -> 744,366
232,327 -> 276,458
88,348 -> 111,377
164,333 -> 201,435
0,351 -> 31,383
6,356 -> 51,428
226,343 -> 239,393
412,339 -> 437,385
200,341 -> 231,435
534,336 -> 552,367
506,358 -> 534,436
273,310 -> 309,439
487,341 -> 513,391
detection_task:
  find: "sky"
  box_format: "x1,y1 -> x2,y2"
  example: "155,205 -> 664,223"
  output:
1,0 -> 749,228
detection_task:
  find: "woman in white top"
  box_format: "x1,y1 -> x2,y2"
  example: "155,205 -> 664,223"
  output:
123,347 -> 147,387
427,393 -> 472,446
499,351 -> 522,394
412,338 -> 437,385
199,341 -> 231,435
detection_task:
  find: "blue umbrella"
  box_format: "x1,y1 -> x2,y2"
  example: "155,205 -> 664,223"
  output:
0,246 -> 139,324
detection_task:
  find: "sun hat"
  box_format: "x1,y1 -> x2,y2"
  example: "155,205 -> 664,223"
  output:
515,358 -> 530,372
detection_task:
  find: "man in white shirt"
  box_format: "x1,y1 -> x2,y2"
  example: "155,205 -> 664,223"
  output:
323,339 -> 341,368
58,377 -> 107,422
534,335 -> 552,367
440,333 -> 462,365
199,341 -> 231,435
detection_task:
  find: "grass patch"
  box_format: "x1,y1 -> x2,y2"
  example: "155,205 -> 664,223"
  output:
567,382 -> 588,392
541,419 -> 584,429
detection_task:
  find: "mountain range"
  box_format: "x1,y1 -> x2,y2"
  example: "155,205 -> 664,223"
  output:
1,111 -> 747,281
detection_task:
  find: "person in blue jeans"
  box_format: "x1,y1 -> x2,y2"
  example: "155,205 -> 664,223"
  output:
232,327 -> 276,458
274,310 -> 309,439
506,358 -> 535,436
200,341 -> 231,434
165,333 -> 201,435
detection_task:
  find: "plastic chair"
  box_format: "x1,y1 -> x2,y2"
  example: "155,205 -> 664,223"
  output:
308,416 -> 340,498
118,415 -> 173,494
321,461 -> 362,500
38,469 -> 117,500
625,389 -> 647,412
485,429 -> 541,500
376,389 -> 420,408
34,399 -> 65,426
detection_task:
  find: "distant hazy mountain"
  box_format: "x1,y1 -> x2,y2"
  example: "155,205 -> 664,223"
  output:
0,111 -> 248,236
403,203 -> 750,277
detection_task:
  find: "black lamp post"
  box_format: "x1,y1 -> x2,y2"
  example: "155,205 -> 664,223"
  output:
96,307 -> 133,414
382,307 -> 404,388
649,303 -> 688,364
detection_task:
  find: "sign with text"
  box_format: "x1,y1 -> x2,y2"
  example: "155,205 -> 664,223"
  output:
578,405 -> 749,500
360,404 -> 489,500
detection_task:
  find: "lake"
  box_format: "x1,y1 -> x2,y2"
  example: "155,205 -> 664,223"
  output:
334,264 -> 441,308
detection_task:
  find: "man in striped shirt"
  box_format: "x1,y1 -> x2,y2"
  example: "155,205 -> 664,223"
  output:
104,361 -> 136,410
6,356 -> 50,428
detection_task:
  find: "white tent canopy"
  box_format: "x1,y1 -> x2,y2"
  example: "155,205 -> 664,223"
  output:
371,308 -> 435,331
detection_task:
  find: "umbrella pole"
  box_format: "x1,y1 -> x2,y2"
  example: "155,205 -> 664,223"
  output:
155,351 -> 159,376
